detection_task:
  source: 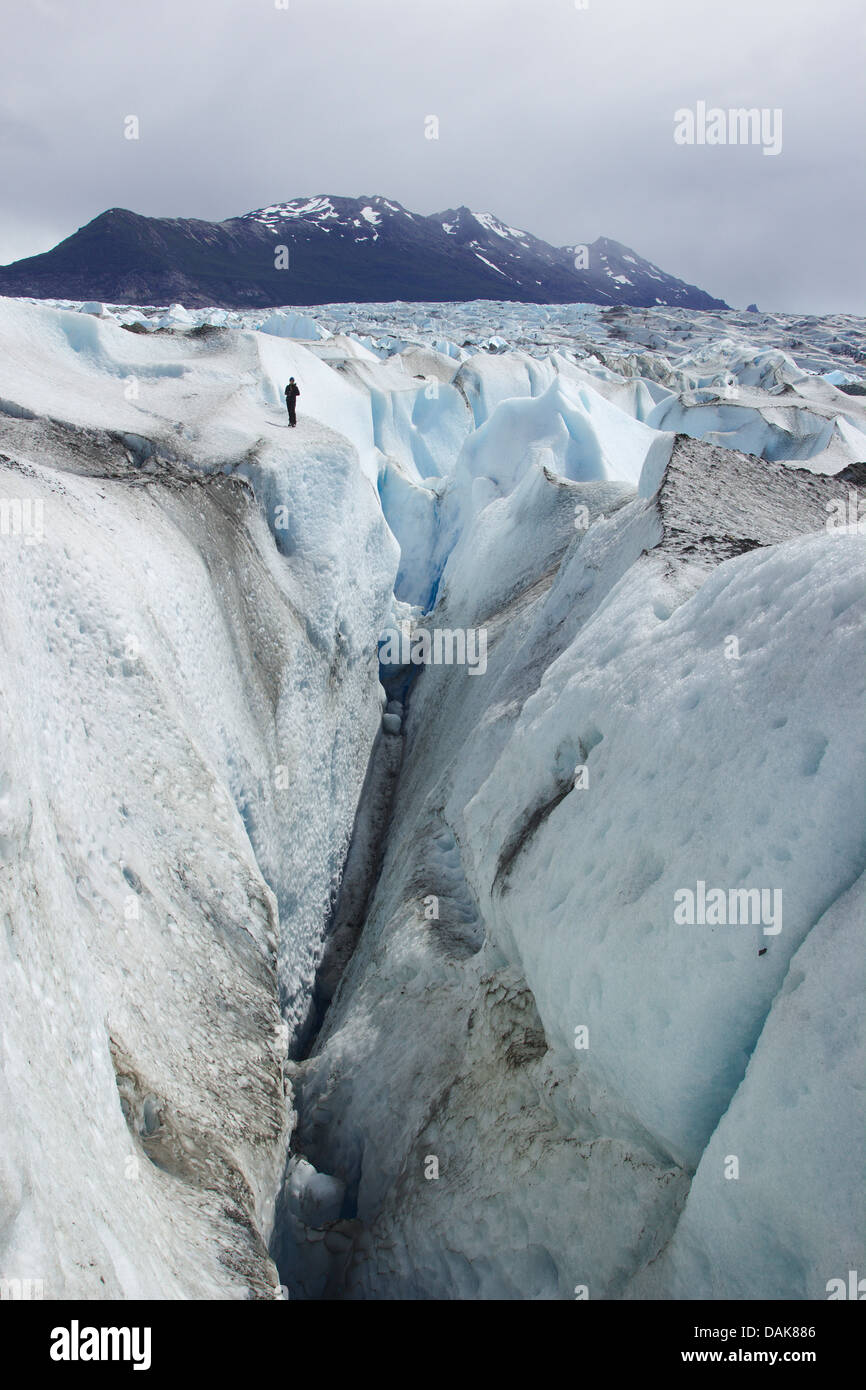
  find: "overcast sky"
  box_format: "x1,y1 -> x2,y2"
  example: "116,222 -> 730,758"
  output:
1,0 -> 863,313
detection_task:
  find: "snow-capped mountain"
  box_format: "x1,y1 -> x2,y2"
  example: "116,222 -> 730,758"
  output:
0,194 -> 729,310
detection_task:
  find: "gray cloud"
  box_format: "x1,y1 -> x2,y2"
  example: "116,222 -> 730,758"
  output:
0,0 -> 862,312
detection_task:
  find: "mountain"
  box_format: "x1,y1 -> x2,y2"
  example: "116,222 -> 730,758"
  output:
0,194 -> 729,309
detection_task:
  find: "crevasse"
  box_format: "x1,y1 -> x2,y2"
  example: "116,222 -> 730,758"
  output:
0,297 -> 862,1301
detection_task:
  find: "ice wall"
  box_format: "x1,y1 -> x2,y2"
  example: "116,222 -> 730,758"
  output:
0,301 -> 397,1297
288,438 -> 865,1300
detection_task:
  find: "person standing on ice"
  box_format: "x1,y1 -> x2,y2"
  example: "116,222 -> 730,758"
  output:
285,377 -> 300,428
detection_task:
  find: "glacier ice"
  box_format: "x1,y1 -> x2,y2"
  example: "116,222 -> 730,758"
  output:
0,292 -> 863,1300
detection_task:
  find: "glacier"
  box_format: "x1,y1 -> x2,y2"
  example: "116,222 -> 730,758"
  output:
0,294 -> 863,1301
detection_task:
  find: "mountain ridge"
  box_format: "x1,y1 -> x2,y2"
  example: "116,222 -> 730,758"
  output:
0,194 -> 730,310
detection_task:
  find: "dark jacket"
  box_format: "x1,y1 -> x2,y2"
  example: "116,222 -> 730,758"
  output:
285,382 -> 300,402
